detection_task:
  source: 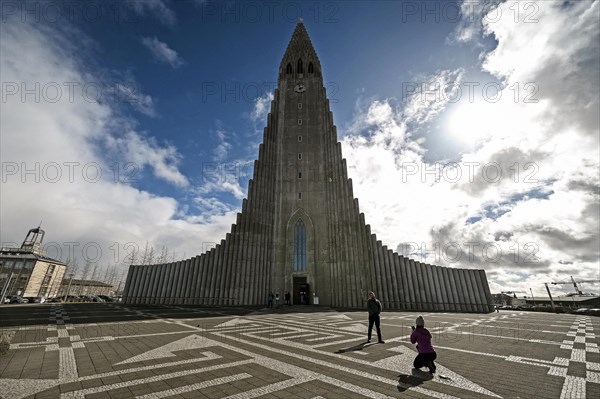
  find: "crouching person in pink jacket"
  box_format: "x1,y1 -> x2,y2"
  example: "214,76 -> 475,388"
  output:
410,316 -> 437,374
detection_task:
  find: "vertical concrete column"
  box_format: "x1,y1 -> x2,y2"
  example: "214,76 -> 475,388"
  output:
127,266 -> 140,304
414,261 -> 428,311
467,269 -> 484,312
448,267 -> 462,312
129,266 -> 143,304
379,244 -> 391,307
420,264 -> 432,310
144,265 -> 158,305
188,256 -> 199,304
236,215 -> 248,305
396,256 -> 408,310
168,261 -> 181,304
435,266 -> 449,311
208,247 -> 218,305
178,259 -> 190,304
464,269 -> 478,312
212,246 -> 223,305
228,226 -> 240,304
408,259 -> 422,311
388,250 -> 400,309
457,269 -> 471,312
479,270 -> 494,312
220,234 -> 233,305
215,240 -> 225,305
403,258 -> 413,310
151,264 -> 163,305
142,265 -> 156,305
122,266 -> 135,303
204,252 -> 215,305
230,224 -> 241,305
429,265 -> 445,312
168,261 -> 181,305
197,254 -> 207,305
162,262 -> 176,305
424,264 -> 438,311
377,242 -> 390,306
371,234 -> 383,305
359,214 -> 373,295
183,257 -> 195,304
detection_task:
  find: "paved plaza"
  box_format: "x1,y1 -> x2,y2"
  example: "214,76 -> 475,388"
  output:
0,304 -> 598,398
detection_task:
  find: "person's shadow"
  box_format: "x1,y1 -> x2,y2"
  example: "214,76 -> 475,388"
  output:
335,341 -> 374,353
396,369 -> 433,392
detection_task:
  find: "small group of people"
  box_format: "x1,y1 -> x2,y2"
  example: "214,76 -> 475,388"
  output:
366,291 -> 437,375
267,291 -> 292,308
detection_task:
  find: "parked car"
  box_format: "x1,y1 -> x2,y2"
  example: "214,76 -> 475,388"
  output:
46,297 -> 63,303
65,295 -> 81,302
97,295 -> 115,302
575,308 -> 590,314
24,296 -> 46,303
9,296 -> 29,304
587,308 -> 600,316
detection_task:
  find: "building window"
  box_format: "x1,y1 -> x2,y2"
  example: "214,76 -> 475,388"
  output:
298,103 -> 302,109
298,192 -> 302,199
294,219 -> 307,272
308,62 -> 314,74
298,135 -> 302,142
298,119 -> 302,125
297,59 -> 303,74
298,172 -> 302,179
286,63 -> 292,74
298,153 -> 302,160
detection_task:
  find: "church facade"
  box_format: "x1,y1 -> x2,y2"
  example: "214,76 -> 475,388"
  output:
123,23 -> 495,313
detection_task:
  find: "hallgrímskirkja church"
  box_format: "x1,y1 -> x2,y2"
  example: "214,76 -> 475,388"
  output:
123,22 -> 494,313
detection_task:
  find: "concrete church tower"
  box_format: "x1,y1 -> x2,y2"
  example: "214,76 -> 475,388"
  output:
123,22 -> 495,312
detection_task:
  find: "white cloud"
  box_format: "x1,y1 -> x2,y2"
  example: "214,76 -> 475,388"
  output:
251,92 -> 274,123
403,69 -> 464,125
114,83 -> 157,117
128,0 -> 177,27
104,130 -> 189,187
341,1 -> 600,296
0,16 -> 224,271
141,36 -> 184,69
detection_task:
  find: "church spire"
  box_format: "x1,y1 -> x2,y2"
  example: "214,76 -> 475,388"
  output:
279,21 -> 321,80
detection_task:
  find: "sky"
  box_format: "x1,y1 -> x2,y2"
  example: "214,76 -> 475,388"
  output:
1,0 -> 599,297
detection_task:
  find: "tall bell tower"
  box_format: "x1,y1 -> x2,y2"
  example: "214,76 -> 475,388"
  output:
123,21 -> 495,313
269,21 -> 371,306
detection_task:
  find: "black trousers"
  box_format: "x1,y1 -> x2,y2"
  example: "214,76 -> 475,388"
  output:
368,314 -> 382,341
413,352 -> 437,369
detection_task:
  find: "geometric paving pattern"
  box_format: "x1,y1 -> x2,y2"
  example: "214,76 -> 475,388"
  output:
0,304 -> 598,398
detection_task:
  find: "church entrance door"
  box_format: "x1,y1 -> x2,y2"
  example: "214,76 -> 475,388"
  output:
293,276 -> 310,305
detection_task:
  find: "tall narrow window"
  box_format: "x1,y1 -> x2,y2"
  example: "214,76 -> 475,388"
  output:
297,59 -> 303,74
298,135 -> 302,142
294,219 -> 307,272
286,63 -> 292,74
298,153 -> 302,160
298,119 -> 302,125
308,62 -> 314,74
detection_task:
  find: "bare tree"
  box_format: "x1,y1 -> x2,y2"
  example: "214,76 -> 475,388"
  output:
79,260 -> 92,295
157,246 -> 169,264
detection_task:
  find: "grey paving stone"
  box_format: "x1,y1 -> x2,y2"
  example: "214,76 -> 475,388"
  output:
1,305 -> 599,398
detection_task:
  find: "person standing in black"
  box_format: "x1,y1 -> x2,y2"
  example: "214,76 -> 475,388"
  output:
366,291 -> 385,343
284,291 -> 291,305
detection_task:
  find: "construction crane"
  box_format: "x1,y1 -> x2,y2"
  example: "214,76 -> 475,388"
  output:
501,291 -> 526,298
551,276 -> 600,296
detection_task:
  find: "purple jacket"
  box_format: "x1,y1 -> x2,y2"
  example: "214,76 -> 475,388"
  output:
410,327 -> 435,354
